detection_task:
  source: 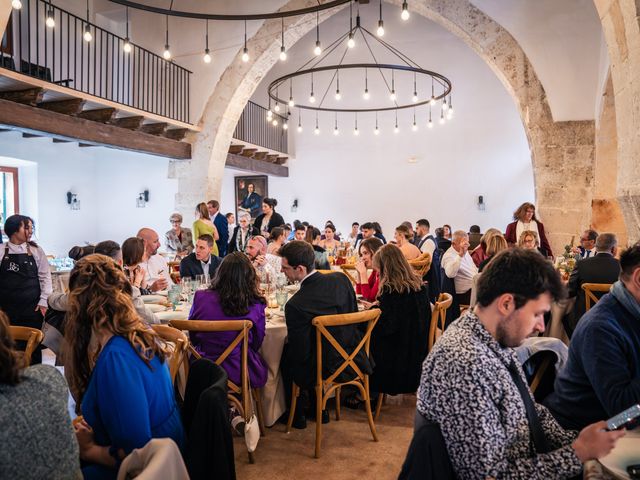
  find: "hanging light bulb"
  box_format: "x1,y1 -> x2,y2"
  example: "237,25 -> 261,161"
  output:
314,40 -> 322,56
401,1 -> 410,20
442,97 -> 449,111
377,20 -> 385,37
314,12 -> 322,55
163,44 -> 171,60
412,73 -> 418,102
430,96 -> 436,105
203,48 -> 211,63
347,33 -> 355,48
430,78 -> 436,105
353,127 -> 359,136
333,124 -> 339,135
272,118 -> 279,127
46,5 -> 55,28
242,20 -> 249,62
283,122 -> 288,130
297,124 -> 303,133
314,126 -> 320,135
274,103 -> 280,113
412,122 -> 418,132
266,109 -> 273,120
288,97 -> 294,108
124,39 -> 132,53
309,92 -> 315,103
363,69 -> 370,100
279,46 -> 287,62
363,89 -> 370,100
83,24 -> 93,42
390,71 -> 396,101
428,107 -> 434,129
202,19 -> 210,63
11,0 -> 22,9
448,96 -> 454,118
335,90 -> 341,101
389,90 -> 396,101
439,109 -> 445,125
394,124 -> 399,134
374,126 -> 380,135
412,92 -> 418,102
334,72 -> 341,100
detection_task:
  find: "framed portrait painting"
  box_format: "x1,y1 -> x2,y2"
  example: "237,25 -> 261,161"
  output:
235,175 -> 268,221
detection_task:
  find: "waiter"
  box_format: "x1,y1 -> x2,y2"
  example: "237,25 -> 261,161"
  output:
0,215 -> 52,363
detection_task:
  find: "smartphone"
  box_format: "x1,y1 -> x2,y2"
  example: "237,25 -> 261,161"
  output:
606,404 -> 640,431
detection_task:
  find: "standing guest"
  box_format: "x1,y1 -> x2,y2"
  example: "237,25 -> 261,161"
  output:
305,226 -> 330,270
0,310 -> 81,479
137,228 -> 172,292
355,237 -> 384,303
320,224 -> 340,252
471,227 -> 502,267
372,222 -> 387,244
0,215 -> 51,364
246,236 -> 282,280
518,230 -> 544,255
207,200 -> 229,257
228,213 -> 257,254
188,252 -> 268,389
65,255 -> 184,480
239,182 -> 262,219
442,224 -> 453,241
468,225 -> 482,250
567,233 -> 620,329
369,244 -> 430,394
253,198 -> 285,238
278,241 -> 373,428
478,234 -> 508,272
415,219 -> 437,258
414,248 -> 624,479
193,203 -> 219,257
545,241 -> 640,430
294,223 -> 307,241
505,202 -> 553,257
226,213 -> 236,245
415,218 -> 442,303
435,227 -> 452,252
442,230 -> 478,305
572,229 -> 598,259
179,234 -> 221,282
164,213 -> 193,258
394,225 -> 421,260
267,227 -> 286,254
346,222 -> 360,246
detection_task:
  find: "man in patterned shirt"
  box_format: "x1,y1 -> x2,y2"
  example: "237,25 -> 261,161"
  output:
415,248 -> 625,479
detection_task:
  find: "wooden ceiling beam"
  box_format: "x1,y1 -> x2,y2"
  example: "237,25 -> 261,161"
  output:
0,87 -> 44,106
164,128 -> 189,141
110,116 -> 144,130
139,122 -> 168,135
38,98 -> 85,115
76,108 -> 117,123
226,152 -> 288,177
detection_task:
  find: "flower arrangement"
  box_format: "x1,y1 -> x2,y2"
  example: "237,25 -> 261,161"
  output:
556,245 -> 579,280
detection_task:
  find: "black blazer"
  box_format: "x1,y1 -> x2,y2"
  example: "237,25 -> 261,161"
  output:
213,213 -> 229,257
253,212 -> 285,236
228,225 -> 258,253
179,253 -> 221,280
284,271 -> 373,389
568,253 -> 620,324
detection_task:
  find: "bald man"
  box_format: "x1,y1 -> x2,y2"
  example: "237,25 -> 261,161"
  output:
137,227 -> 173,292
246,235 -> 282,281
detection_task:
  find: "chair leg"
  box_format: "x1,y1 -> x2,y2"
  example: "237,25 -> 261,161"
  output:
335,386 -> 341,421
363,379 -> 379,442
374,393 -> 385,421
285,383 -> 299,434
248,451 -> 255,464
314,383 -> 323,458
253,388 -> 266,437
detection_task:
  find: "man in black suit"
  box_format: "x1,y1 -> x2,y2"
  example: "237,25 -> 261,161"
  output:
179,234 -> 221,281
279,240 -> 373,428
207,200 -> 229,257
568,232 -> 620,331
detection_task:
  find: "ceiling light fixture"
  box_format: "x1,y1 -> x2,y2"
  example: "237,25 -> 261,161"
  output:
46,2 -> 55,28
123,7 -> 132,53
280,17 -> 287,61
377,0 -> 384,36
242,20 -> 249,62
401,1 -> 410,21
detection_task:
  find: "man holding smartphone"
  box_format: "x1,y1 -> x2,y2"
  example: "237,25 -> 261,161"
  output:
410,248 -> 625,479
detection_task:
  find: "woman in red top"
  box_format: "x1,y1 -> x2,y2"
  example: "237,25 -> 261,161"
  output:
355,237 -> 384,302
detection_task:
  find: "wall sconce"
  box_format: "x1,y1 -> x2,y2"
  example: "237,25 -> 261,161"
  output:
291,198 -> 298,213
66,191 -> 80,210
477,195 -> 486,211
137,189 -> 149,208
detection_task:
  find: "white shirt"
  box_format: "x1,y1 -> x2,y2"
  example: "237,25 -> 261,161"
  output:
256,253 -> 282,280
140,254 -> 173,287
227,223 -> 236,243
0,241 -> 52,307
580,248 -> 596,259
418,235 -> 437,258
442,246 -> 478,294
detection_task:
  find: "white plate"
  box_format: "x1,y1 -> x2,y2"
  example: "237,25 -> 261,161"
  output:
142,295 -> 166,304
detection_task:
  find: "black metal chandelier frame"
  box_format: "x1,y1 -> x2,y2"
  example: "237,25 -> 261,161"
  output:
267,20 -> 452,114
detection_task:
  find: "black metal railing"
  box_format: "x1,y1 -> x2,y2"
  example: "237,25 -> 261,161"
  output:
0,0 -> 192,123
233,100 -> 288,154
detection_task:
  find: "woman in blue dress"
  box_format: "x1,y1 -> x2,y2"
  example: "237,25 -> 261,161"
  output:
64,254 -> 184,480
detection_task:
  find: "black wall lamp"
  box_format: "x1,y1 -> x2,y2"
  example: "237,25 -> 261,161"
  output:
66,191 -> 80,210
137,189 -> 149,208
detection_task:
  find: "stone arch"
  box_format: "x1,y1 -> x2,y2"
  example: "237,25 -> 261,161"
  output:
174,0 -> 597,252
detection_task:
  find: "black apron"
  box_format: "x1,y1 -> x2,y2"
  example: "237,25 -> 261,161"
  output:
0,243 -> 44,330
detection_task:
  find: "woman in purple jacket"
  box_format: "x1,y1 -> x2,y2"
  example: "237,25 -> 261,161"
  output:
188,252 -> 268,388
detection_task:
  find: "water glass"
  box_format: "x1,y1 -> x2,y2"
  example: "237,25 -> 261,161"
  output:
276,290 -> 288,311
167,289 -> 180,311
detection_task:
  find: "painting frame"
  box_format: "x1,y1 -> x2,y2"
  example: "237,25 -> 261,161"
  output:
235,175 -> 268,222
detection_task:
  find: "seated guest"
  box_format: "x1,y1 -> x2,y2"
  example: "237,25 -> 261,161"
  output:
442,230 -> 478,305
354,222 -> 376,250
188,252 -> 267,389
355,238 -> 384,302
415,248 -> 624,479
505,201 -> 553,256
288,220 -> 304,241
443,224 -> 453,240
434,227 -> 451,252
165,213 -> 193,258
305,226 -> 330,270
278,241 -> 373,428
65,255 -> 184,479
572,229 -> 598,259
394,224 -> 421,260
471,227 -> 502,267
369,244 -> 430,394
0,310 -> 81,479
346,222 -> 360,246
372,222 -> 387,244
320,224 -> 339,252
545,241 -> 639,430
246,236 -> 282,281
283,223 -> 292,243
468,225 -> 482,250
293,223 -> 307,241
228,212 -> 257,254
179,234 -> 221,282
477,234 -> 508,272
519,229 -> 545,256
267,226 -> 286,254
254,198 -> 285,238
567,233 -> 621,331
137,228 -> 172,291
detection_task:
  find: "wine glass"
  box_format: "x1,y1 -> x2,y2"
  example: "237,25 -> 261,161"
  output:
276,290 -> 288,311
167,289 -> 180,311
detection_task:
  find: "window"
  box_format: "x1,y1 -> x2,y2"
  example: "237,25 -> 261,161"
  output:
0,166 -> 19,230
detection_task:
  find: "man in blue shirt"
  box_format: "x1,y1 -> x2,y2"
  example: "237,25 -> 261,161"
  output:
546,242 -> 640,430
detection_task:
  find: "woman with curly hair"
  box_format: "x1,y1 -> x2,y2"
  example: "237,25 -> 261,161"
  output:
505,201 -> 553,256
188,252 -> 268,388
64,255 -> 184,479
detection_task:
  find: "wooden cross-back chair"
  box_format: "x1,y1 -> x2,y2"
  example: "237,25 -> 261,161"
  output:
286,309 -> 381,458
10,326 -> 44,366
339,264 -> 358,286
581,283 -> 612,312
408,252 -> 432,278
168,319 -> 265,463
149,325 -> 188,384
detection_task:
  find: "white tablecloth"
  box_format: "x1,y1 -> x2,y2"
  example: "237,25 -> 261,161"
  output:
600,428 -> 640,479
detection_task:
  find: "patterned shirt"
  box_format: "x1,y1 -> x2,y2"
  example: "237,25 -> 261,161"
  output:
417,311 -> 583,479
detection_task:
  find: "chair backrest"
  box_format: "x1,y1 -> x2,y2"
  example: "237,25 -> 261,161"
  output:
581,283 -> 612,312
339,264 -> 358,285
150,325 -> 188,384
312,309 -> 381,387
428,293 -> 453,351
408,252 -> 432,278
9,326 -> 44,366
316,269 -> 334,274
